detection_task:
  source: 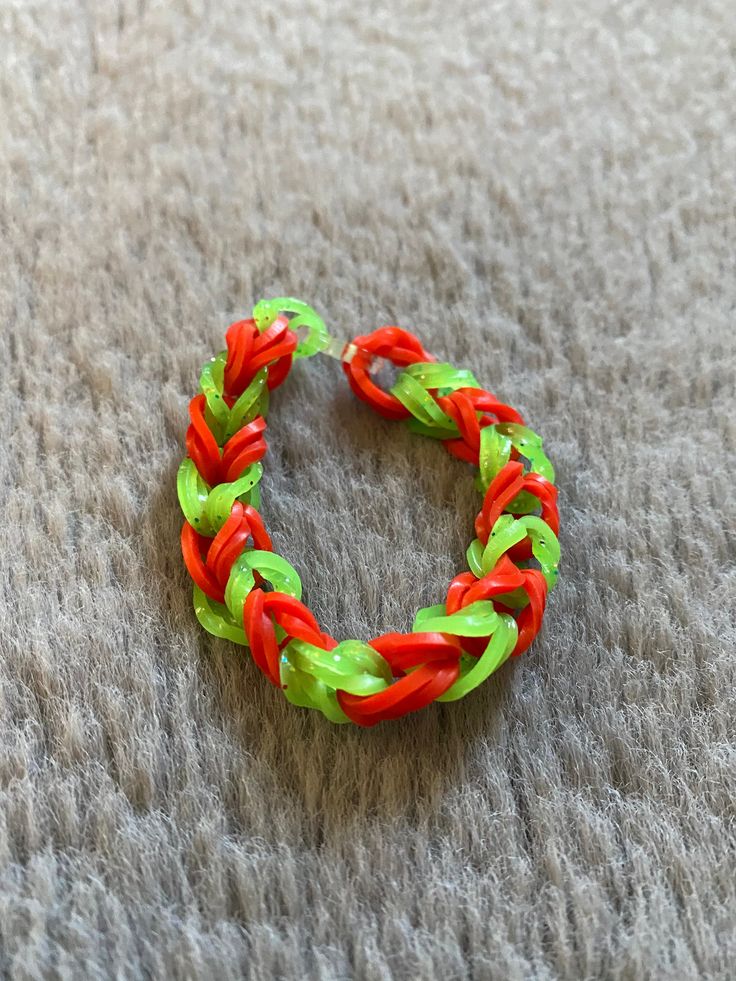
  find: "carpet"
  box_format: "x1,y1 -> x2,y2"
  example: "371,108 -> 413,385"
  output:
2,1 -> 735,978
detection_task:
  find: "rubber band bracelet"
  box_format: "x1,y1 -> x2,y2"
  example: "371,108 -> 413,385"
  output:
177,298 -> 560,726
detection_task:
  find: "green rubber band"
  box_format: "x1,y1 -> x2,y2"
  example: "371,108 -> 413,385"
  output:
177,458 -> 214,536
283,638 -> 392,697
507,490 -> 543,515
248,483 -> 261,512
252,299 -> 280,333
204,464 -> 263,533
466,538 -> 485,579
280,659 -> 350,723
391,372 -> 457,434
468,513 -> 561,592
438,614 -> 518,701
400,362 -> 483,440
225,550 -> 303,623
402,361 -> 481,394
413,601 -> 518,700
478,425 -> 513,488
253,297 -> 330,359
488,586 -> 531,610
199,352 -> 229,438
413,600 -> 501,638
478,515 -> 528,576
193,585 -> 248,645
224,368 -> 269,439
496,423 -> 555,482
518,515 -> 561,589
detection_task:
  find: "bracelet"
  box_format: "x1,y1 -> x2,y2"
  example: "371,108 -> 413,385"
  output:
177,298 -> 560,726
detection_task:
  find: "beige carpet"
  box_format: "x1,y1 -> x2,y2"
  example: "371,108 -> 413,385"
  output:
2,2 -> 735,978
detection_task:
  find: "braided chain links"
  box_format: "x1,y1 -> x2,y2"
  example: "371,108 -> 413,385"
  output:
177,299 -> 560,726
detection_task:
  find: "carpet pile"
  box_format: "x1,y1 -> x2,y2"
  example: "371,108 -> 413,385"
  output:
1,2 -> 735,978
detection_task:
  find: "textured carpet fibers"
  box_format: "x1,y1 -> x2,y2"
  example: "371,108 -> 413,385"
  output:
1,2 -> 735,979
